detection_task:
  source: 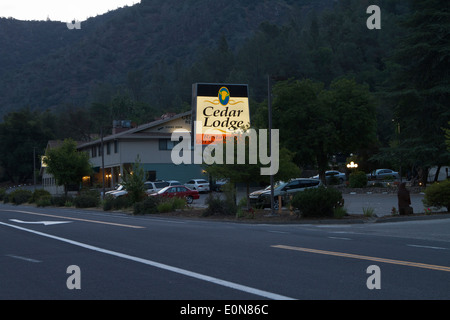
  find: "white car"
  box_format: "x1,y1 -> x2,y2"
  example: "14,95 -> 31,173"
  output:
184,179 -> 210,193
106,181 -> 169,197
311,170 -> 346,184
105,184 -> 127,198
367,169 -> 400,180
166,180 -> 182,186
144,181 -> 169,194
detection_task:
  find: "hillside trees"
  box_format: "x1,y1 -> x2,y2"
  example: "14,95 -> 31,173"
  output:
387,0 -> 450,183
271,78 -> 377,182
1,0 -> 445,183
0,0 -> 409,121
0,108 -> 56,183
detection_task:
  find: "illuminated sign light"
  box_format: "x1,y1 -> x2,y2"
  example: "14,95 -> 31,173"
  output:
192,83 -> 250,145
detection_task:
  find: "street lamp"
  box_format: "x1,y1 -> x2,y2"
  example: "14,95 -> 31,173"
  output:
347,161 -> 358,169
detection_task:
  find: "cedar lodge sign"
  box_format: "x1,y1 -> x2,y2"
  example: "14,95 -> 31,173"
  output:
192,83 -> 250,144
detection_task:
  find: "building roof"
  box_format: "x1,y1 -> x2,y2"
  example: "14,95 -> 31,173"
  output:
77,111 -> 191,149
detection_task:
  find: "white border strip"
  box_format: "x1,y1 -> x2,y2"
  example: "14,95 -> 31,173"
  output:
0,221 -> 294,300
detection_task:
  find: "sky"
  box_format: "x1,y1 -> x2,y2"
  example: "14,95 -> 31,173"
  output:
0,0 -> 141,22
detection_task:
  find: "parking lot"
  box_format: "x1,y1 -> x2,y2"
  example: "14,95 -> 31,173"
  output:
192,188 -> 436,217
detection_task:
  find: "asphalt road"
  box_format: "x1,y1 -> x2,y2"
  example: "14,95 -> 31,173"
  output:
1,203 -> 449,303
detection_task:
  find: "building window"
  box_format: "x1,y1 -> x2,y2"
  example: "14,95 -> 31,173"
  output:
106,142 -> 111,155
159,138 -> 180,150
114,140 -> 118,153
92,146 -> 97,158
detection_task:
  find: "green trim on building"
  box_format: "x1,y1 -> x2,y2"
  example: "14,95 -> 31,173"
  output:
141,163 -> 206,184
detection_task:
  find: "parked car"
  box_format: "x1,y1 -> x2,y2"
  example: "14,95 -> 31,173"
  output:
144,180 -> 169,194
105,184 -> 127,198
211,178 -> 229,191
106,181 -> 169,198
184,179 -> 210,193
311,170 -> 346,184
150,185 -> 200,204
166,180 -> 182,186
249,178 -> 322,210
367,169 -> 400,180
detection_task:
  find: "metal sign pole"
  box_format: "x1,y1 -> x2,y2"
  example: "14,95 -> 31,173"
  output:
268,75 -> 275,216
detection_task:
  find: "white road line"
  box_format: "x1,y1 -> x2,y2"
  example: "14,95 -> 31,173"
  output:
407,244 -> 448,250
0,221 -> 294,300
328,237 -> 352,241
6,254 -> 41,263
10,219 -> 71,226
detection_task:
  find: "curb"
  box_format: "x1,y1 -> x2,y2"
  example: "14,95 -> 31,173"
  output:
373,213 -> 450,224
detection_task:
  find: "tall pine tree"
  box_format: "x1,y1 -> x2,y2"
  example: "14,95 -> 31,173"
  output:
390,0 -> 450,183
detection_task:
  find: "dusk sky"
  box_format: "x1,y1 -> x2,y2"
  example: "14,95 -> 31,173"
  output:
0,0 -> 140,22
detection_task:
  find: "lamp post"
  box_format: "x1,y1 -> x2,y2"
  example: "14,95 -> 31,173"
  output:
347,161 -> 358,170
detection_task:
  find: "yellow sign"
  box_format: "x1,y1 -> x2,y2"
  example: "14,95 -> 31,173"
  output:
193,84 -> 250,144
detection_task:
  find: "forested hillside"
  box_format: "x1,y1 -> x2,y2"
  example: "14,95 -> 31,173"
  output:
0,0 -> 337,118
5,0 -> 448,186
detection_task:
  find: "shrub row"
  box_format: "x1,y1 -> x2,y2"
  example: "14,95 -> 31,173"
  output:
2,188 -> 52,205
133,197 -> 160,215
0,187 -> 191,216
103,194 -> 133,211
1,188 -> 95,208
291,186 -> 344,218
423,179 -> 450,212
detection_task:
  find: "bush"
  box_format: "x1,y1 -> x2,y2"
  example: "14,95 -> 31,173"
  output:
133,197 -> 160,215
203,193 -> 237,216
349,171 -> 368,188
36,195 -> 52,207
51,195 -> 73,206
423,180 -> 450,212
291,186 -> 343,218
156,201 -> 173,213
0,188 -> 6,201
73,189 -> 100,208
156,197 -> 187,213
164,197 -> 187,211
31,189 -> 51,203
333,206 -> 347,219
9,189 -> 33,205
103,195 -> 133,211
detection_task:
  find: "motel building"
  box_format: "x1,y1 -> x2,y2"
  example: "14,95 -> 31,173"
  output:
41,112 -> 205,195
41,83 -> 250,194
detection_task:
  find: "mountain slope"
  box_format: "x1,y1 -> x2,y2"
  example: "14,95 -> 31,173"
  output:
0,0 -> 335,117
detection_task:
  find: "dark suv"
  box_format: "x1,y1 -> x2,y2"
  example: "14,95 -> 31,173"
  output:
249,178 -> 322,210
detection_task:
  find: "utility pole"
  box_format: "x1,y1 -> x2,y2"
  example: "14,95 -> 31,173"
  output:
33,147 -> 36,191
268,75 -> 275,216
101,127 -> 105,199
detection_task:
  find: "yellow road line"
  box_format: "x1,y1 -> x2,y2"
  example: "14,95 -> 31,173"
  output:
272,245 -> 450,272
7,209 -> 145,229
